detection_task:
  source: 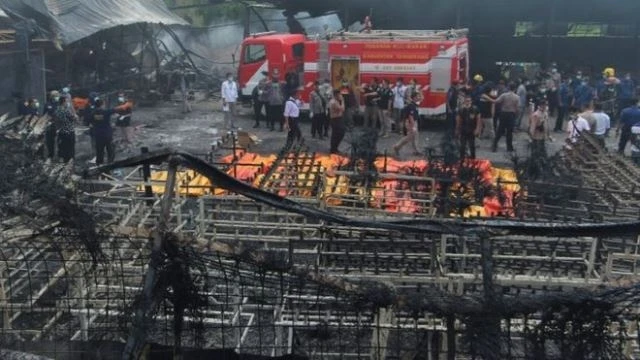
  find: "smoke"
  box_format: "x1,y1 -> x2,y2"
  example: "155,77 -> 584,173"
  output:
157,8 -> 343,76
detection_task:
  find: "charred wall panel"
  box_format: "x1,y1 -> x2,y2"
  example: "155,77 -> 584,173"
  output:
0,49 -> 45,115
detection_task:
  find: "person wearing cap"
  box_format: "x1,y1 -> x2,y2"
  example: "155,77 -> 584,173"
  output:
221,72 -> 238,129
528,99 -> 551,157
392,92 -> 422,157
283,88 -> 304,148
44,90 -> 60,159
265,69 -> 286,131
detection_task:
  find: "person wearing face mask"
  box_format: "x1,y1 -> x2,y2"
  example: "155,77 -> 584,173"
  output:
61,85 -> 76,115
221,72 -> 238,129
115,93 -> 134,150
528,100 -> 551,157
572,78 -> 594,111
44,91 -> 60,159
265,69 -> 286,131
25,97 -> 39,116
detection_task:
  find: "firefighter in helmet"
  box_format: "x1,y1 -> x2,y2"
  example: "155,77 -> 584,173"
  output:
471,74 -> 485,107
599,67 -> 620,119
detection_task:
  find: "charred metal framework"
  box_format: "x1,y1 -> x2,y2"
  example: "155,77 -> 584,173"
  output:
2,114 -> 640,359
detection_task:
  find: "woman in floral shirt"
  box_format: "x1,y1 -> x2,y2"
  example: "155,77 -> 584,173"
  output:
54,96 -> 78,163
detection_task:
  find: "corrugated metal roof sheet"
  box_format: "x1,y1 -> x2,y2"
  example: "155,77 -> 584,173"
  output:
0,0 -> 187,44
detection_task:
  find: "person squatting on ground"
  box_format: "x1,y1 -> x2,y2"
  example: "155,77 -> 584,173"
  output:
115,93 -> 134,150
91,99 -> 118,166
329,89 -> 346,154
592,103 -> 611,148
252,79 -> 266,128
528,99 -> 551,157
221,72 -> 238,129
456,96 -> 481,160
44,90 -> 59,159
54,96 -> 78,163
492,82 -> 521,152
310,81 -> 327,139
265,69 -> 286,131
284,89 -> 304,148
392,92 -> 421,157
618,98 -> 640,154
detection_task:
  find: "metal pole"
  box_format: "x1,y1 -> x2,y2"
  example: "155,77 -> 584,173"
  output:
122,157 -> 180,360
141,147 -> 153,204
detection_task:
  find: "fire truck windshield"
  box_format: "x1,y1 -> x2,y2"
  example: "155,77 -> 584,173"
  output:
243,44 -> 266,64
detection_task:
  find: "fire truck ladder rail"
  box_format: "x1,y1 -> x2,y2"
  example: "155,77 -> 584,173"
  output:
328,28 -> 469,41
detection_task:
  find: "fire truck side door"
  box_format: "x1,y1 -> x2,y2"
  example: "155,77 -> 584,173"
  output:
430,56 -> 452,93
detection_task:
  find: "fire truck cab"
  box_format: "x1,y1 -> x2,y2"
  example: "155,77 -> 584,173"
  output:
237,32 -> 306,98
237,29 -> 469,117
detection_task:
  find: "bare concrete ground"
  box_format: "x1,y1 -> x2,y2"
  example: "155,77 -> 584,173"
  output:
74,98 -> 622,169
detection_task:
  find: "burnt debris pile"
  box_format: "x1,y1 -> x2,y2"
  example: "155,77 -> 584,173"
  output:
0,122 -> 640,359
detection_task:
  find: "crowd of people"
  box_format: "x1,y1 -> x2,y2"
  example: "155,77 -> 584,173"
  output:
238,72 -> 427,157
230,65 -> 640,162
22,64 -> 640,169
446,66 -> 640,160
19,87 -> 134,165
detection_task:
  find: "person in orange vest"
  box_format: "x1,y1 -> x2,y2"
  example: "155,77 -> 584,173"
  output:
115,93 -> 134,151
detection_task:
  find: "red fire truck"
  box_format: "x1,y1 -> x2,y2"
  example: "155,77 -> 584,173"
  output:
237,29 -> 469,116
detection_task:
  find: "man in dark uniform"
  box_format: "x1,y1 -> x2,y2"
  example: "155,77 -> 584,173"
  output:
91,99 -> 117,165
44,91 -> 60,159
446,80 -> 460,137
456,95 -> 481,159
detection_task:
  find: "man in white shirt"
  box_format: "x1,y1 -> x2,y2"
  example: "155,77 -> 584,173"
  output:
567,107 -> 591,144
592,103 -> 611,147
221,72 -> 239,129
392,77 -> 407,134
284,88 -> 303,148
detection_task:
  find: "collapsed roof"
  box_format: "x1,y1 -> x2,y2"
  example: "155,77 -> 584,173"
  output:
0,0 -> 187,44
